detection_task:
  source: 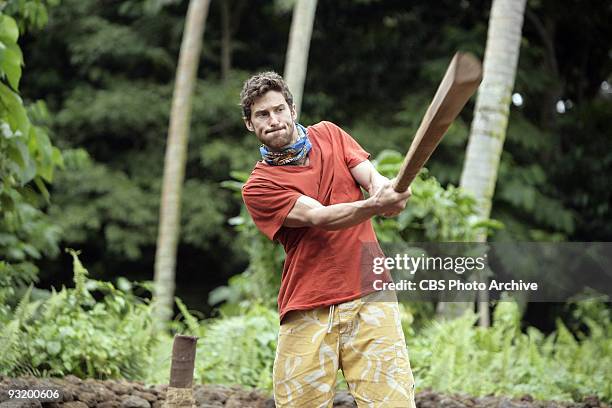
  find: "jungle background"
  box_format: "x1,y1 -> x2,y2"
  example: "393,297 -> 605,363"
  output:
1,0 -> 611,405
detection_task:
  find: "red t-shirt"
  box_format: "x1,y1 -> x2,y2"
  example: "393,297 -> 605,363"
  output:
242,121 -> 389,322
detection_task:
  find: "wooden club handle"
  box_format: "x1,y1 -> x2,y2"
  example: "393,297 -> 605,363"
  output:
393,52 -> 482,192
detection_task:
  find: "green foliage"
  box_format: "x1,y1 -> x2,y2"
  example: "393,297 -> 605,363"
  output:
41,67 -> 249,274
0,10 -> 63,289
10,1 -> 255,279
0,285 -> 42,375
143,304 -> 279,391
1,0 -> 60,33
0,250 -> 157,379
551,98 -> 612,240
195,305 -> 278,390
45,77 -> 251,262
118,0 -> 182,18
493,113 -> 577,240
410,300 -> 612,401
370,150 -> 500,243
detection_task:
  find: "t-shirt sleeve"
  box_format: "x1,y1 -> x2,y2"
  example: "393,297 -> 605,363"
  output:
242,181 -> 302,241
326,121 -> 370,168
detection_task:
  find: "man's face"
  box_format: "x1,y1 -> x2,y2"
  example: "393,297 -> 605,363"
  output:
244,90 -> 298,151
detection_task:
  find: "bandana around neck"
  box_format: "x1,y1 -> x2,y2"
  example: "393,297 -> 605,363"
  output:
260,123 -> 312,166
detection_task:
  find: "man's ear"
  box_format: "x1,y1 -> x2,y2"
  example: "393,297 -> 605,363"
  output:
243,117 -> 254,132
291,104 -> 297,121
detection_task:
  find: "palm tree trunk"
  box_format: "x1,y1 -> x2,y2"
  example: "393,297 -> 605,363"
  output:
283,0 -> 318,119
153,0 -> 211,329
459,0 -> 527,327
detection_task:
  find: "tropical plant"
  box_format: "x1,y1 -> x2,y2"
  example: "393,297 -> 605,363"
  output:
0,9 -> 63,293
410,299 -> 611,401
1,250 -> 157,379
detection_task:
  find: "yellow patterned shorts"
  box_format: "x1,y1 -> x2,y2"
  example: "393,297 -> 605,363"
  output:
273,291 -> 416,407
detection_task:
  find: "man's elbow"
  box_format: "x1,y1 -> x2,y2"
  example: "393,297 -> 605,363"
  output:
307,212 -> 326,229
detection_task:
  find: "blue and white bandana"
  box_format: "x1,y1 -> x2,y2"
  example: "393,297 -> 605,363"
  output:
260,123 -> 311,166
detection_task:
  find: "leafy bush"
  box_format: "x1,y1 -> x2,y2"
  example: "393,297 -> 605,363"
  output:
0,11 -> 63,290
409,300 -> 611,401
0,285 -> 42,375
195,305 -> 278,390
371,149 -> 501,242
145,303 -> 279,391
0,250 -> 157,379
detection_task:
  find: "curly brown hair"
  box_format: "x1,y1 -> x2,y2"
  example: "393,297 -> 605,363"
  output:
240,71 -> 294,120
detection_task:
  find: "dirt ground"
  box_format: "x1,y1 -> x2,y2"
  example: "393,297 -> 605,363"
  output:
0,376 -> 609,408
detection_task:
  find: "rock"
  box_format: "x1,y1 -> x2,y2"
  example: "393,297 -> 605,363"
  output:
416,389 -> 441,408
133,391 -> 157,403
499,401 -> 525,408
333,390 -> 357,407
224,396 -> 248,408
120,396 -> 150,408
152,385 -> 167,395
260,398 -> 276,408
97,401 -> 121,408
76,391 -> 97,407
582,396 -> 602,408
0,377 -> 597,408
63,403 -> 89,408
92,385 -> 116,402
61,385 -> 76,402
64,376 -> 82,385
7,380 -> 30,391
439,396 -> 468,408
0,389 -> 10,404
109,383 -> 130,396
132,383 -> 147,393
0,400 -> 42,408
193,387 -> 227,406
143,388 -> 160,397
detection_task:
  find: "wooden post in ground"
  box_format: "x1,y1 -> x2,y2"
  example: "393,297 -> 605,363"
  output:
163,335 -> 198,408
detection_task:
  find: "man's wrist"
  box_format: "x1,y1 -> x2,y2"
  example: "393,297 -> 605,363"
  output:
370,176 -> 390,196
363,195 -> 382,213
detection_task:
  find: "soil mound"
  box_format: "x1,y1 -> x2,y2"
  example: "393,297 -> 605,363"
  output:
0,376 -> 608,407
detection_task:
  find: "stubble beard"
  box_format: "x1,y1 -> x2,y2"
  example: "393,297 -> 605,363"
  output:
264,122 -> 297,151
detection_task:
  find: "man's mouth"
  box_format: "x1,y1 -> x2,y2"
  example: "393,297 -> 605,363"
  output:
267,127 -> 284,134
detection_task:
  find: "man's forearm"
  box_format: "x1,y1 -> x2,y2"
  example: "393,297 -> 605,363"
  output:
309,198 -> 380,230
284,181 -> 410,230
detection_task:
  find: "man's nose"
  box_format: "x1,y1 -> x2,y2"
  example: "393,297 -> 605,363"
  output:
269,112 -> 281,126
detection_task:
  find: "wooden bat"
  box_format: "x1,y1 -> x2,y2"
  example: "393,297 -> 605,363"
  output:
393,52 -> 483,192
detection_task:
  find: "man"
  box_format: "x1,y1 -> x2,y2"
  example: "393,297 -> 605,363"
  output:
241,71 -> 416,407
